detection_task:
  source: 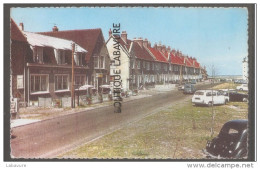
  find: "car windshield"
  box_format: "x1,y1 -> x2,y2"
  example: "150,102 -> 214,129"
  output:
185,84 -> 191,88
195,91 -> 204,95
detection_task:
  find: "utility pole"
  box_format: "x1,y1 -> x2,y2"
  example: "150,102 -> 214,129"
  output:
71,43 -> 75,108
180,65 -> 183,84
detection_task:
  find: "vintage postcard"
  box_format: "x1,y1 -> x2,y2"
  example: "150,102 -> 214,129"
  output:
5,4 -> 255,162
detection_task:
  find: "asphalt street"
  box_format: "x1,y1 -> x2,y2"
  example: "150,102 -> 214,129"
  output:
10,83 -> 213,158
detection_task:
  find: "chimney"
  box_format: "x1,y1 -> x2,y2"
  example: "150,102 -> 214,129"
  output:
148,41 -> 151,48
153,43 -> 157,50
136,37 -> 143,47
52,25 -> 59,32
143,38 -> 148,48
121,31 -> 127,43
157,42 -> 162,51
19,23 -> 24,31
167,46 -> 171,53
162,45 -> 166,53
109,28 -> 112,37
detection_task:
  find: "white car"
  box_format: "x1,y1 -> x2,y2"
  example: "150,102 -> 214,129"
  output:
236,84 -> 248,91
192,90 -> 227,106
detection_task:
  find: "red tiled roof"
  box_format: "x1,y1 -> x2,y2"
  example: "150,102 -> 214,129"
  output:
11,19 -> 27,42
185,57 -> 193,67
170,53 -> 184,65
39,28 -> 102,62
194,60 -> 200,68
147,47 -> 168,63
133,42 -> 154,61
189,58 -> 200,68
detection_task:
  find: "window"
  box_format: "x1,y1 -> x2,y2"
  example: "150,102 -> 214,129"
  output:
94,56 -> 99,68
164,64 -> 167,71
54,49 -> 66,65
130,60 -> 135,69
58,50 -> 66,64
94,56 -> 105,69
146,62 -> 150,70
55,75 -> 68,91
30,74 -> 48,92
75,53 -> 85,66
99,56 -> 105,69
152,63 -> 155,70
75,75 -> 86,87
157,63 -> 161,70
169,64 -> 172,71
33,47 -> 43,63
137,60 -> 141,69
174,65 -> 179,71
143,61 -> 146,68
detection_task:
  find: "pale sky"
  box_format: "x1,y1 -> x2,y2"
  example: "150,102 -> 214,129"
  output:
11,7 -> 248,75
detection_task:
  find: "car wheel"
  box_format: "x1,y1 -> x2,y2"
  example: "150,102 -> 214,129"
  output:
239,88 -> 243,91
208,102 -> 213,107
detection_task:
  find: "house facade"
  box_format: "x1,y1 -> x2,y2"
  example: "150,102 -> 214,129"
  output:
11,19 -> 89,107
107,30 -> 204,91
39,27 -> 111,93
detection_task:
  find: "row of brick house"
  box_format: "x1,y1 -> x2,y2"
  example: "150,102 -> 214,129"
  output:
106,30 -> 204,91
10,19 -> 206,107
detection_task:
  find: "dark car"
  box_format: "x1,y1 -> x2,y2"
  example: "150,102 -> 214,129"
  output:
191,79 -> 197,84
183,83 -> 196,94
205,120 -> 248,159
229,92 -> 248,102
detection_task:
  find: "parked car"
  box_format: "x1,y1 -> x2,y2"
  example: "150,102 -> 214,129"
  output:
234,79 -> 247,84
218,90 -> 230,103
205,120 -> 248,159
236,84 -> 248,91
229,92 -> 248,102
183,83 -> 196,94
192,90 -> 227,106
178,84 -> 184,91
191,79 -> 197,84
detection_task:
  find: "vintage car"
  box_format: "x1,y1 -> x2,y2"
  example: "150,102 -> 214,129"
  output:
178,84 -> 185,91
229,92 -> 248,102
205,120 -> 248,159
236,84 -> 248,91
192,90 -> 226,106
183,83 -> 196,94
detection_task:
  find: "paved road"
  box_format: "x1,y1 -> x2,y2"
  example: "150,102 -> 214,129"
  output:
11,83 -> 214,158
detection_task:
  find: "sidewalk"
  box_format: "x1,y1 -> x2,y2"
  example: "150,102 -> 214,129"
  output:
11,92 -> 153,128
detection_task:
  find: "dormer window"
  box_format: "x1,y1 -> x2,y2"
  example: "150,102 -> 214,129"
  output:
55,49 -> 66,65
33,47 -> 43,63
75,53 -> 85,66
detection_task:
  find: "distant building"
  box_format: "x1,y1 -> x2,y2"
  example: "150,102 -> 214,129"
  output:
242,57 -> 248,81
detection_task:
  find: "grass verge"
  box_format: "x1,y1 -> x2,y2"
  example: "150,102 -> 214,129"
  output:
59,99 -> 248,159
